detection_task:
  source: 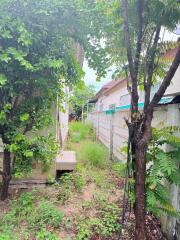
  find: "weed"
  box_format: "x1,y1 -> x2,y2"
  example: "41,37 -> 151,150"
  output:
35,229 -> 59,240
83,142 -> 108,168
76,200 -> 121,239
112,161 -> 126,177
69,122 -> 93,143
57,172 -> 85,203
31,200 -> 64,229
0,192 -> 63,239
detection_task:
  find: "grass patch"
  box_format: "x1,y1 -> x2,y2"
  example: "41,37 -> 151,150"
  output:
57,171 -> 85,203
69,122 -> 93,143
82,142 -> 108,168
112,161 -> 126,177
76,199 -> 121,240
0,191 -> 63,239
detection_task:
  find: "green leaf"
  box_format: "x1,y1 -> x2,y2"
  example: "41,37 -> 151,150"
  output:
0,74 -> 7,86
20,113 -> 30,122
23,150 -> 33,158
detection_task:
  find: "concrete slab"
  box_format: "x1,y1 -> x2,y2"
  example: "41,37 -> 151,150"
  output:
56,151 -> 76,170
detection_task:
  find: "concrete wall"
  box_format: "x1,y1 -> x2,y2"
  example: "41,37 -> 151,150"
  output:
87,103 -> 180,240
0,96 -> 69,181
165,66 -> 180,96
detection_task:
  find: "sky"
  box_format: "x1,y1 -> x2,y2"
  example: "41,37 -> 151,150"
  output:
83,28 -> 180,92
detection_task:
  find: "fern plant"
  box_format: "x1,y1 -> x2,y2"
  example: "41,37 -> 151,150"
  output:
124,126 -> 180,217
146,127 -> 180,217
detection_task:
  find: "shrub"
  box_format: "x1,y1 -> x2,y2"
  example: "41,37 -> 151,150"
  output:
83,142 -> 108,168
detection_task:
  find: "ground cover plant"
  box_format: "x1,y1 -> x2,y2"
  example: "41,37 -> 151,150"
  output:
0,123 -> 125,240
0,123 -> 172,239
0,191 -> 64,239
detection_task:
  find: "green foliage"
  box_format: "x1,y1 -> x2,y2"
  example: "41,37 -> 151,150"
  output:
146,127 -> 180,217
112,161 -> 126,177
126,127 -> 180,217
0,191 -> 63,239
83,142 -> 108,168
8,133 -> 58,178
36,230 -> 59,240
0,0 -> 90,188
76,201 -> 121,240
57,172 -> 85,203
69,83 -> 95,120
69,122 -> 93,143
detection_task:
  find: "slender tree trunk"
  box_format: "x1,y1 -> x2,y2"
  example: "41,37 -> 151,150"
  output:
81,105 -> 84,122
1,148 -> 11,201
134,141 -> 147,240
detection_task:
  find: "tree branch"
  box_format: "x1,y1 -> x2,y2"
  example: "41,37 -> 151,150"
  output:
121,0 -> 139,112
121,0 -> 135,80
149,46 -> 180,109
134,0 -> 144,79
144,26 -> 161,112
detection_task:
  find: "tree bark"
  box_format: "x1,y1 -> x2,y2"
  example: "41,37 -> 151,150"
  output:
81,105 -> 84,122
1,148 -> 11,201
134,140 -> 147,240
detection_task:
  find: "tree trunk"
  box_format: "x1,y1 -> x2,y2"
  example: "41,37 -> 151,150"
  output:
134,141 -> 147,240
1,148 -> 11,201
81,105 -> 84,122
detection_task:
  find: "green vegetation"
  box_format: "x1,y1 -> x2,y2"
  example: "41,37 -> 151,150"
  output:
69,84 -> 95,121
82,142 -> 108,168
57,172 -> 85,203
0,191 -> 63,239
69,122 -> 93,143
112,162 -> 126,178
146,127 -> 180,217
76,200 -> 121,240
1,123 -> 178,239
0,122 -> 124,239
124,127 -> 180,218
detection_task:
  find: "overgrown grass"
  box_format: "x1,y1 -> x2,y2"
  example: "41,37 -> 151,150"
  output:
0,191 -> 63,240
0,122 -> 124,240
82,142 -> 108,168
69,122 -> 94,143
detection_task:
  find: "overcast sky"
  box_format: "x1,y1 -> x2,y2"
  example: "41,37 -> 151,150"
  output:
83,28 -> 180,92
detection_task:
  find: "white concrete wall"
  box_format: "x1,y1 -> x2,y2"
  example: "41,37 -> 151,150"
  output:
87,104 -> 180,239
165,66 -> 180,96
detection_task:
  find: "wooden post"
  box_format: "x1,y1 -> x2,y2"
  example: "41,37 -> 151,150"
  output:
96,112 -> 100,141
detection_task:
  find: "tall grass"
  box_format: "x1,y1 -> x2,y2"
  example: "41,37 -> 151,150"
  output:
69,122 -> 93,143
82,142 -> 108,168
69,122 -> 108,168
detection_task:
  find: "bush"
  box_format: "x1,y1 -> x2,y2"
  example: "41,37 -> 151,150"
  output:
83,142 -> 108,168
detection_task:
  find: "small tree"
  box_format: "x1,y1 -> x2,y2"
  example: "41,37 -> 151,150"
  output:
80,1 -> 180,238
0,0 -> 85,200
70,84 -> 95,121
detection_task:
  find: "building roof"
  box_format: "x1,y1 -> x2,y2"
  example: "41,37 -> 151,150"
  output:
161,47 -> 179,62
94,78 -> 127,100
